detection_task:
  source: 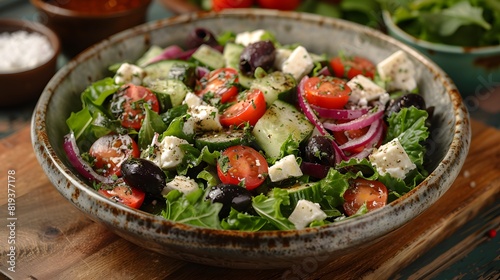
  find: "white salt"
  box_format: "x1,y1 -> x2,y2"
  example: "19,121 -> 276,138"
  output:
0,30 -> 54,73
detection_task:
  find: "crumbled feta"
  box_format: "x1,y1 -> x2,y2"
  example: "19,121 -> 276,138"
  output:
369,137 -> 416,179
276,46 -> 314,81
162,175 -> 199,195
235,29 -> 266,46
114,63 -> 145,85
0,30 -> 54,72
273,48 -> 292,70
268,154 -> 303,182
347,75 -> 388,104
183,92 -> 204,108
147,136 -> 189,170
376,50 -> 417,92
288,200 -> 327,230
189,105 -> 223,131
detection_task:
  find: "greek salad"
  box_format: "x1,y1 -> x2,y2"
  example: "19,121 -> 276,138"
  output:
64,28 -> 431,231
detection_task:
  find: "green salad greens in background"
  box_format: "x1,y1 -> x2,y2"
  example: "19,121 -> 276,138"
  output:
190,0 -> 500,47
380,0 -> 500,47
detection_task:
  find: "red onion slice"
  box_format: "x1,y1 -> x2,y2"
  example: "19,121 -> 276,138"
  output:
338,119 -> 381,151
146,45 -> 185,65
297,76 -> 346,163
317,66 -> 331,76
311,104 -> 369,120
323,104 -> 385,132
63,133 -> 113,184
196,66 -> 210,79
347,121 -> 384,160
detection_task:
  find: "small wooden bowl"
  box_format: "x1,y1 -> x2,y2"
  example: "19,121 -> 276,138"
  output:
0,19 -> 60,107
30,0 -> 152,57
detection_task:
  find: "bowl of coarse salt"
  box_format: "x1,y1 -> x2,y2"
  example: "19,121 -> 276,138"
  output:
0,18 -> 60,107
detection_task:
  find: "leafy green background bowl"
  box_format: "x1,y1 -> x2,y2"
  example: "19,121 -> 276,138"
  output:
382,10 -> 500,97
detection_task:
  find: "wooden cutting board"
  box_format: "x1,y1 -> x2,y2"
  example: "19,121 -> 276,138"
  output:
0,120 -> 498,279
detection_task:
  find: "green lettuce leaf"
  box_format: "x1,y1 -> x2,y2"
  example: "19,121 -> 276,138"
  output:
138,106 -> 168,150
162,188 -> 222,229
385,106 -> 429,168
252,188 -> 295,230
221,208 -> 268,231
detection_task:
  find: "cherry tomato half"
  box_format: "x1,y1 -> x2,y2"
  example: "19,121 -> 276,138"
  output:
256,0 -> 300,10
343,178 -> 388,216
110,84 -> 160,130
304,76 -> 351,109
196,67 -> 240,104
89,134 -> 140,177
212,0 -> 254,12
220,88 -> 267,127
330,55 -> 376,80
217,145 -> 268,190
98,180 -> 145,209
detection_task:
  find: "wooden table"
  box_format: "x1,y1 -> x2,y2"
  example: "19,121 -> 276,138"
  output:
0,119 -> 498,279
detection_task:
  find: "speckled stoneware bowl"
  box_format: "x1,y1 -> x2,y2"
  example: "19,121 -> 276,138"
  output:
31,9 -> 470,269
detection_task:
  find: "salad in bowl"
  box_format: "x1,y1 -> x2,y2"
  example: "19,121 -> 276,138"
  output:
63,27 -> 432,231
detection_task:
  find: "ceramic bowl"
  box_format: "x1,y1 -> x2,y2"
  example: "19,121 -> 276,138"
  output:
30,0 -> 152,57
0,18 -> 60,107
382,11 -> 500,97
31,9 -> 470,269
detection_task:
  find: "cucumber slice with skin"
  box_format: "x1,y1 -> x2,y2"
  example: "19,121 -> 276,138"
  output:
195,129 -> 249,152
252,100 -> 314,160
286,183 -> 323,206
250,71 -> 296,106
191,44 -> 225,70
148,79 -> 190,111
223,42 -> 254,88
143,60 -> 196,87
223,42 -> 244,70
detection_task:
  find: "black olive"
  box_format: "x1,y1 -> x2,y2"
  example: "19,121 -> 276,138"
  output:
386,93 -> 426,116
239,40 -> 276,76
303,136 -> 336,167
186,27 -> 219,49
121,158 -> 166,196
206,184 -> 253,219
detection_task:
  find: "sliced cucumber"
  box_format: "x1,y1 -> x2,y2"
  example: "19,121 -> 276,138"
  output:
250,71 -> 296,106
223,42 -> 244,70
194,129 -> 250,152
252,100 -> 314,159
286,183 -> 322,206
191,44 -> 225,70
148,79 -> 190,111
223,42 -> 254,88
143,60 -> 196,88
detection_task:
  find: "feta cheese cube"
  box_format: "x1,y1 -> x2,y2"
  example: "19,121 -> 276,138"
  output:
147,136 -> 189,170
162,175 -> 199,195
369,137 -> 416,179
235,29 -> 266,46
347,75 -> 388,104
268,154 -> 303,182
114,63 -> 144,85
279,46 -> 314,81
288,200 -> 327,230
376,50 -> 416,92
183,92 -> 204,108
189,105 -> 223,131
273,48 -> 292,70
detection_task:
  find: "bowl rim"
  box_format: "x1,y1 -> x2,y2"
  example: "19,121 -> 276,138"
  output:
0,18 -> 61,75
382,10 -> 500,54
30,0 -> 152,19
32,8 -> 471,252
